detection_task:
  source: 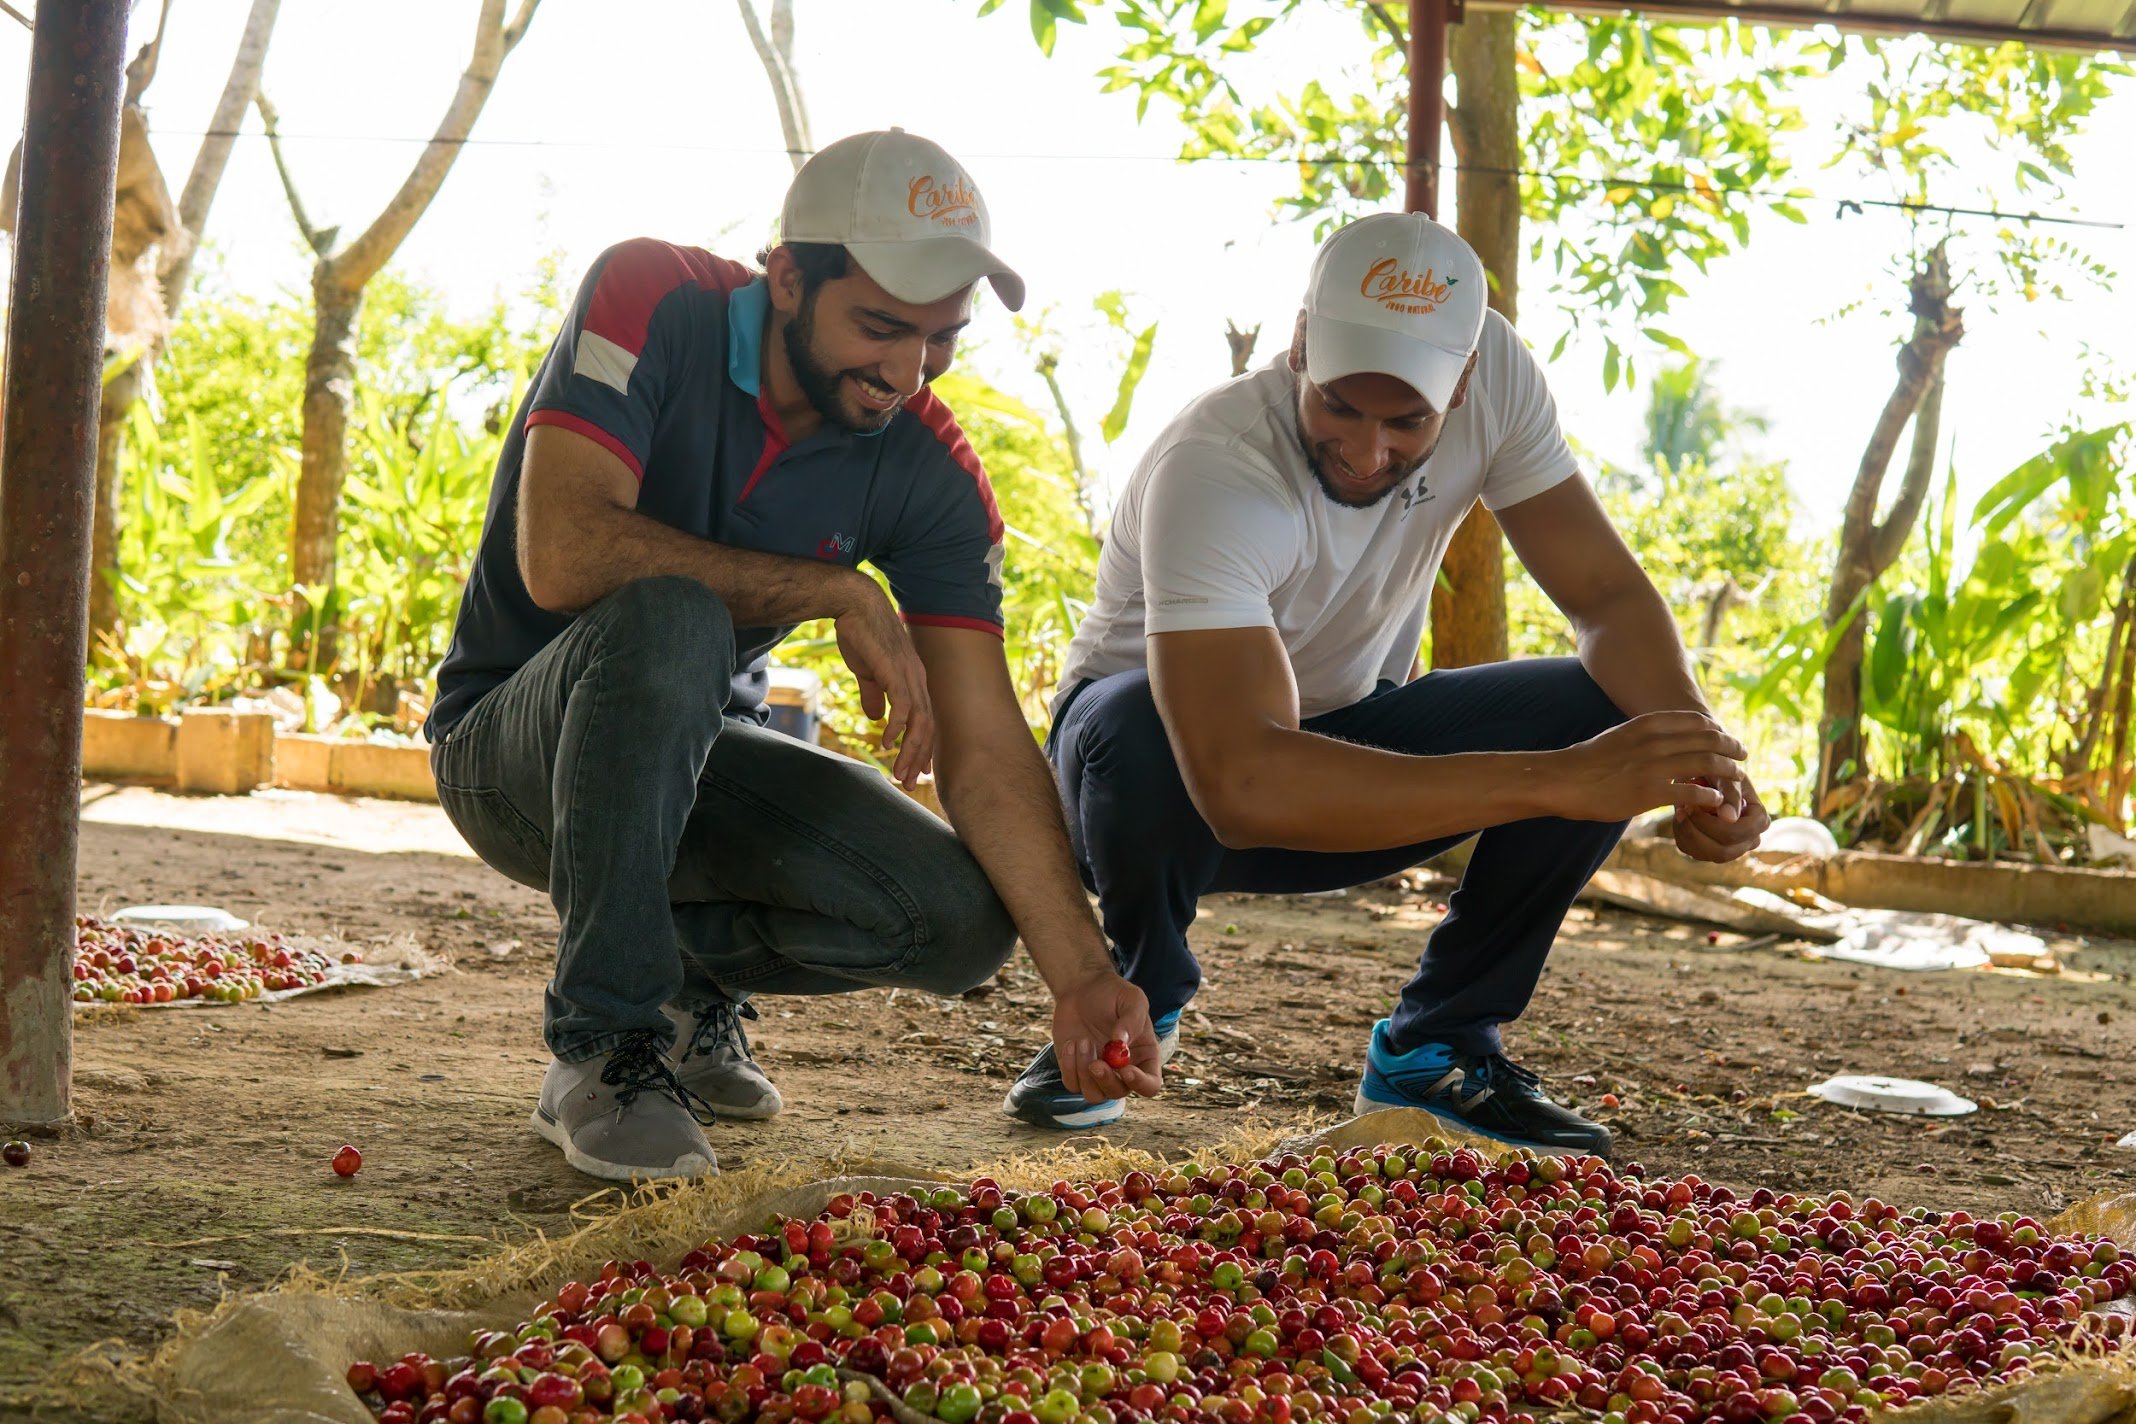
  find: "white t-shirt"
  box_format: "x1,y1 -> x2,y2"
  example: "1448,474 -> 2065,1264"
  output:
1058,309 -> 1579,719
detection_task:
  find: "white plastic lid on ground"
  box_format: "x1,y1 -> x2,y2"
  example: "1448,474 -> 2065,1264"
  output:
110,905 -> 249,933
2118,1129 -> 2136,1149
1759,816 -> 1840,858
1808,1074 -> 1977,1116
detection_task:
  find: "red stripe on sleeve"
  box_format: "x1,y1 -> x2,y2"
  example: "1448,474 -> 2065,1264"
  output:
527,409 -> 645,482
905,387 -> 1006,543
903,613 -> 1007,638
581,239 -> 752,359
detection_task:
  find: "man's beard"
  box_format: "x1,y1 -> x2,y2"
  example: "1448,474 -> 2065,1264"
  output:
1295,417 -> 1431,509
783,293 -> 899,435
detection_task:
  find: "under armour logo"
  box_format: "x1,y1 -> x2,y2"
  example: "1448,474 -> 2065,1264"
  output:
1397,478 -> 1436,514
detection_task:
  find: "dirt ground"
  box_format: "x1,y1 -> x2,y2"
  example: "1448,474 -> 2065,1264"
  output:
4,784 -> 2134,1415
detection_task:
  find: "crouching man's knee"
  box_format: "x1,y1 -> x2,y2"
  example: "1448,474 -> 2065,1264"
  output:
897,853 -> 1018,998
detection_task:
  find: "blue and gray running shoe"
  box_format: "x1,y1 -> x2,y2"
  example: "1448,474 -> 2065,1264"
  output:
1355,1018 -> 1610,1155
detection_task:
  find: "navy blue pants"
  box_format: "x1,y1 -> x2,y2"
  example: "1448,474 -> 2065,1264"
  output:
1047,657 -> 1630,1058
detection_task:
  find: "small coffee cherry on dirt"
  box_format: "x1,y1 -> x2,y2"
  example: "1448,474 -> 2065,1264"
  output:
2,1139 -> 29,1167
1101,1039 -> 1132,1070
331,1144 -> 363,1178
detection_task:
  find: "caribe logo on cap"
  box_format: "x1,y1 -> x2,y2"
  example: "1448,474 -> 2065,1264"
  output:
908,174 -> 979,229
1360,257 -> 1458,316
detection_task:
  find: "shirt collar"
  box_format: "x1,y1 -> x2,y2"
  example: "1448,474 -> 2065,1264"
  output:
726,277 -> 894,441
726,279 -> 770,397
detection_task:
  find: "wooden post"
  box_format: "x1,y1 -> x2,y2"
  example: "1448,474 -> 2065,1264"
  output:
0,0 -> 129,1126
1405,0 -> 1450,219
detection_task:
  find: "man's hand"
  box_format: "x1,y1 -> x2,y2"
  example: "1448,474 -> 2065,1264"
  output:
1551,711 -> 1747,822
1675,772 -> 1772,863
834,578 -> 934,787
1051,969 -> 1164,1106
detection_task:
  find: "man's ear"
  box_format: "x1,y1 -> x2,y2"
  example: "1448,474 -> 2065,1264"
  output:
764,245 -> 805,318
1287,310 -> 1308,372
1446,350 -> 1480,411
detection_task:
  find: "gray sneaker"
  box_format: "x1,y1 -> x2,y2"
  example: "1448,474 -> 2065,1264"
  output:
530,1030 -> 718,1182
663,997 -> 783,1120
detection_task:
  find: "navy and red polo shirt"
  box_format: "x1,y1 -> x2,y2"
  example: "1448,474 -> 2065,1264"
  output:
429,238 -> 1007,739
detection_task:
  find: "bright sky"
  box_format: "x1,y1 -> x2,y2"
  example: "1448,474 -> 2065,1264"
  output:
2,0 -> 2130,530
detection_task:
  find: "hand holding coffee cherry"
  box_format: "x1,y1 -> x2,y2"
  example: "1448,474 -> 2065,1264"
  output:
1052,971 -> 1163,1104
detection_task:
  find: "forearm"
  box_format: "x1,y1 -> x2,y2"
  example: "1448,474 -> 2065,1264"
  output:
523,497 -> 866,628
1195,728 -> 1559,853
934,730 -> 1115,991
1572,586 -> 1710,719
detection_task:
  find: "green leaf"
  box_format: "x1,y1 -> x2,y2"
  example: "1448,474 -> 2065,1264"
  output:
1642,328 -> 1695,356
1971,449 -> 2062,534
1030,1 -> 1058,55
184,415 -> 225,535
1192,0 -> 1228,43
1100,322 -> 1159,444
1602,340 -> 1622,393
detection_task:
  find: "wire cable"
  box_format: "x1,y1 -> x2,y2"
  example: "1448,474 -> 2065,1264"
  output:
137,127 -> 2124,231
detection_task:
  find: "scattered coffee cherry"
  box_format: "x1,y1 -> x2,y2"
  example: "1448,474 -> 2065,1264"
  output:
2,1139 -> 28,1168
332,1145 -> 363,1178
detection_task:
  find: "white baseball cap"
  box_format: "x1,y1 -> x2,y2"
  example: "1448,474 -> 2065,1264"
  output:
779,129 -> 1026,312
1303,212 -> 1487,412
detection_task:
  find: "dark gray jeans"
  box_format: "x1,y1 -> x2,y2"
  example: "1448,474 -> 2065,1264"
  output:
430,576 -> 1017,1063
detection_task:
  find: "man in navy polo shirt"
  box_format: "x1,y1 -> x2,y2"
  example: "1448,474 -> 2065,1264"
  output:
430,130 -> 1162,1181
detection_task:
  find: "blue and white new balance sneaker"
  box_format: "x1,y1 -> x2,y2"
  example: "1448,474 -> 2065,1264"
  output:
1355,1018 -> 1611,1156
1003,1011 -> 1181,1130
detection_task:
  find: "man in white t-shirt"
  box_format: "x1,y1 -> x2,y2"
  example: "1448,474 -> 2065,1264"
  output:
1005,213 -> 1770,1152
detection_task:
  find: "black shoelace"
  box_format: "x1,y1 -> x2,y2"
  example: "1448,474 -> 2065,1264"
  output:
601,1029 -> 719,1126
1435,1053 -> 1545,1110
683,998 -> 759,1063
1461,1054 -> 1546,1110
1474,1053 -> 1544,1093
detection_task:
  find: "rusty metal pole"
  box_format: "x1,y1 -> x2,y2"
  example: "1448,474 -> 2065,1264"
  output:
1404,0 -> 1449,219
0,0 -> 129,1126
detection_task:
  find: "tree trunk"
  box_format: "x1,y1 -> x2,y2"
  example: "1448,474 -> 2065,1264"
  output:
160,0 -> 283,314
1429,9 -> 1520,669
290,281 -> 361,666
2103,555 -> 2136,827
89,359 -> 143,646
738,0 -> 811,172
1816,249 -> 1963,806
273,0 -> 540,662
76,0 -> 285,651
